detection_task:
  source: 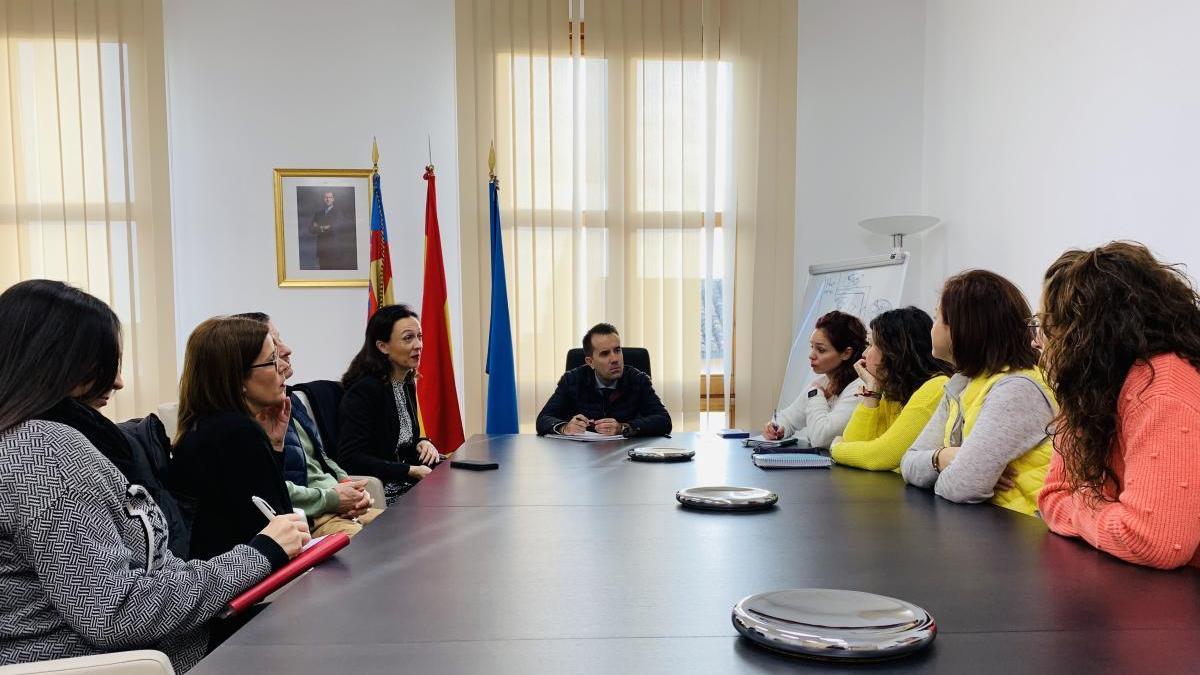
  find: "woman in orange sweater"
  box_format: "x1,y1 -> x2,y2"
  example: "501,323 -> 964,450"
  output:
1038,242 -> 1200,569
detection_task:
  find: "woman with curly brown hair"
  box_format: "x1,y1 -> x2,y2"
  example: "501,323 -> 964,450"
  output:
831,307 -> 954,471
900,270 -> 1057,516
1038,242 -> 1200,569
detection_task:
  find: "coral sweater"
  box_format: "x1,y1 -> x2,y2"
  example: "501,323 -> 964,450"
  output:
1039,353 -> 1200,569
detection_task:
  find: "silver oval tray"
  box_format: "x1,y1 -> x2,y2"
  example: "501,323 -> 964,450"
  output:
732,589 -> 936,660
628,447 -> 695,462
675,486 -> 778,511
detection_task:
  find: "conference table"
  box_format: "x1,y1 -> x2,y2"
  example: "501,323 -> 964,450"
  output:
194,433 -> 1200,674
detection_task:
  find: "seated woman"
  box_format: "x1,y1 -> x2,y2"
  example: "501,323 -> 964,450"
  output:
900,271 -> 1056,516
169,316 -> 297,561
235,311 -> 379,537
763,310 -> 866,448
0,280 -> 307,671
830,307 -> 954,471
337,304 -> 440,505
1038,243 -> 1200,569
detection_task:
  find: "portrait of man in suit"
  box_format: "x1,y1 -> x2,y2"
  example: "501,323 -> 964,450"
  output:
296,186 -> 358,271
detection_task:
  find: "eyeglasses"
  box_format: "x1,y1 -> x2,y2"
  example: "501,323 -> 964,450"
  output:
249,353 -> 284,372
1026,315 -> 1053,337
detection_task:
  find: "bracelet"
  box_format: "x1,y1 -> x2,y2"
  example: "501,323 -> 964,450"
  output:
932,447 -> 945,473
858,386 -> 880,399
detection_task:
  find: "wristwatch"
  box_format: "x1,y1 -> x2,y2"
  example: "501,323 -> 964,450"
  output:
620,423 -> 635,437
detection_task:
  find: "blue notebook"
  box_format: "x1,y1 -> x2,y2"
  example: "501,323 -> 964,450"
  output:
752,452 -> 832,469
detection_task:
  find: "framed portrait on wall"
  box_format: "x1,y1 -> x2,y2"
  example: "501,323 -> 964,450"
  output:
273,168 -> 373,287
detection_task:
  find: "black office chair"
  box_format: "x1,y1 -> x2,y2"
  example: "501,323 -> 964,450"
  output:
564,347 -> 652,379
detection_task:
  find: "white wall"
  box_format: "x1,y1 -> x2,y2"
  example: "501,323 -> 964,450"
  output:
793,0 -> 929,331
162,0 -> 462,395
921,0 -> 1200,308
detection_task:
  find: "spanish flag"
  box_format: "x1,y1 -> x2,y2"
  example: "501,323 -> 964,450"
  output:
416,165 -> 465,453
367,140 -> 394,317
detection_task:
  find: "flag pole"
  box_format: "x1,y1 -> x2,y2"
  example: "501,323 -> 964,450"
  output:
488,140 -> 498,185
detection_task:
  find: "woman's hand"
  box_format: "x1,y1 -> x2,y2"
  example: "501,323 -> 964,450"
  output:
935,446 -> 961,472
408,464 -> 433,480
762,420 -> 784,440
416,440 -> 440,465
994,466 -> 1018,492
853,358 -> 880,393
255,397 -> 292,451
258,512 -> 310,558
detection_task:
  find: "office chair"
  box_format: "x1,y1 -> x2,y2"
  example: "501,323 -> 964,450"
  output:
564,347 -> 652,379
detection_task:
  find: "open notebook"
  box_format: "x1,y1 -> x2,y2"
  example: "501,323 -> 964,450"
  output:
752,453 -> 832,469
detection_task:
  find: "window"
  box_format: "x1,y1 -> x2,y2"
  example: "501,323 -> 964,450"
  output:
0,2 -> 175,420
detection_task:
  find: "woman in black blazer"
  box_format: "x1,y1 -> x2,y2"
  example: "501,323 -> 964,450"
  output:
337,304 -> 441,504
170,316 -> 301,560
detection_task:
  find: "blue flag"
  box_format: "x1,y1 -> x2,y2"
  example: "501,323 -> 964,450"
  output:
485,179 -> 519,433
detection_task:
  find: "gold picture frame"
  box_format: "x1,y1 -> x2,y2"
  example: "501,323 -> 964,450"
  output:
273,168 -> 374,287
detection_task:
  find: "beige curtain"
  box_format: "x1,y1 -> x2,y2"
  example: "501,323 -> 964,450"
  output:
456,0 -> 796,433
0,0 -> 175,420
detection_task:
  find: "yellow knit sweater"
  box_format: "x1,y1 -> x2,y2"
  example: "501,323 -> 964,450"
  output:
830,375 -> 949,471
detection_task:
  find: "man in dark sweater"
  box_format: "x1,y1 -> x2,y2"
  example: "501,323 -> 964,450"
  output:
535,323 -> 672,437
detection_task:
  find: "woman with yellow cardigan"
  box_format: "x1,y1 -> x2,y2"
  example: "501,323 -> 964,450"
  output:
830,307 -> 953,471
900,270 -> 1057,516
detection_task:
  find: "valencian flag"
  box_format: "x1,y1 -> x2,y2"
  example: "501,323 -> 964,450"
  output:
367,139 -> 395,317
485,144 -> 519,433
416,164 -> 465,452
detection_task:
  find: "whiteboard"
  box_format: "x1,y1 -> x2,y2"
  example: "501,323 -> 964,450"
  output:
778,252 -> 910,410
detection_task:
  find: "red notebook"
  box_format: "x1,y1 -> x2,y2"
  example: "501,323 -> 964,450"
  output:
221,532 -> 351,618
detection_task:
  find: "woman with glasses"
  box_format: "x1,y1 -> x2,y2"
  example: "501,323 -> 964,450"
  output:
337,304 -> 441,505
0,282 -> 308,671
1038,243 -> 1200,568
170,316 -> 300,560
900,270 -> 1057,516
830,307 -> 954,471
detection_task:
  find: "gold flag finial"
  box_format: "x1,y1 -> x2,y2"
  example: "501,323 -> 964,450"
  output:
371,137 -> 379,170
488,141 -> 497,182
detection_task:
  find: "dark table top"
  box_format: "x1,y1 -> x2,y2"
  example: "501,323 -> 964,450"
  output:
194,433 -> 1200,674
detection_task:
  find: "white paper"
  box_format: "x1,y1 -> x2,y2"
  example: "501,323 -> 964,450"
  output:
301,535 -> 327,552
552,431 -> 624,442
745,434 -> 798,444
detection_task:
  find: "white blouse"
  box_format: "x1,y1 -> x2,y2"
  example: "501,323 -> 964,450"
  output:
775,375 -> 864,449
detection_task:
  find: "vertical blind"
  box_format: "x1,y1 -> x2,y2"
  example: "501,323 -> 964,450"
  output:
0,0 -> 175,420
456,0 -> 798,432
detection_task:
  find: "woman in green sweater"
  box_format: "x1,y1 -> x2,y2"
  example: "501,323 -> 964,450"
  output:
831,307 -> 954,471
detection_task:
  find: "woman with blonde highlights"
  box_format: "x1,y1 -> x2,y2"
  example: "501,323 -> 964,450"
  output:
170,316 -> 304,561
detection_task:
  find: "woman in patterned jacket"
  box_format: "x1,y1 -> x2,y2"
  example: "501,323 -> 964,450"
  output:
0,280 -> 309,672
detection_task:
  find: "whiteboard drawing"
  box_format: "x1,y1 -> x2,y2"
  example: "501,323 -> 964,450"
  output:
780,256 -> 910,411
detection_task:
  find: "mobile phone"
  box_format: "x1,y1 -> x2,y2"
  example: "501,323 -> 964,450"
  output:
450,459 -> 500,471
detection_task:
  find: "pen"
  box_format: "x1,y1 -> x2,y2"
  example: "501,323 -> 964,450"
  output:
251,496 -> 277,522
